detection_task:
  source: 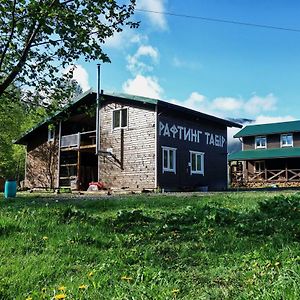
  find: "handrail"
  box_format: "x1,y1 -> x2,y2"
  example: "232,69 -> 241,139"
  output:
60,130 -> 96,148
231,168 -> 300,182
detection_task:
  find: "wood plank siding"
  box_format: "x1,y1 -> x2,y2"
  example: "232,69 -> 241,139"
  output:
243,132 -> 300,149
26,136 -> 58,189
99,102 -> 156,190
20,91 -> 239,192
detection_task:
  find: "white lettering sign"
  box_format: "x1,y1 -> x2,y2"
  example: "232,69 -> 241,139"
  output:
159,121 -> 226,148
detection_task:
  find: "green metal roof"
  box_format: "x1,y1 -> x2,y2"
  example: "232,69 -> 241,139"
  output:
105,91 -> 158,105
234,120 -> 300,138
228,147 -> 300,161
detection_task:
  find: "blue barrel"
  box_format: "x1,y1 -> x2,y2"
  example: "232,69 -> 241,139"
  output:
4,180 -> 17,198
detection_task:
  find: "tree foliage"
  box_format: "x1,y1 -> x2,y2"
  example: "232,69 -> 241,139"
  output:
0,0 -> 138,100
0,79 -> 83,181
0,87 -> 40,180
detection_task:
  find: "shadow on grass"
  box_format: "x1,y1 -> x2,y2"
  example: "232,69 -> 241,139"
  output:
106,194 -> 300,266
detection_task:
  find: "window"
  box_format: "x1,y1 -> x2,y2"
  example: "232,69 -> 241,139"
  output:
255,136 -> 267,149
48,127 -> 55,142
190,151 -> 204,175
113,108 -> 128,129
162,146 -> 176,173
254,161 -> 265,173
281,133 -> 293,147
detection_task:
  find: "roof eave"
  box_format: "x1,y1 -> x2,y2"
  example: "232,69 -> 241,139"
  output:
14,89 -> 96,145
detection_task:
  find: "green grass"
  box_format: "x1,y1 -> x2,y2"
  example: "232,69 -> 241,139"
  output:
0,191 -> 300,299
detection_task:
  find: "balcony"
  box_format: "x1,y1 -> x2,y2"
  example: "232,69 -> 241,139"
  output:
60,130 -> 96,150
231,168 -> 300,184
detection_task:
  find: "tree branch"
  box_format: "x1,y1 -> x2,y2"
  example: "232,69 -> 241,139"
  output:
0,0 -> 59,97
0,0 -> 17,72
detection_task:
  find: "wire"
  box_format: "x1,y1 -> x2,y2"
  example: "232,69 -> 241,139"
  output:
135,8 -> 300,33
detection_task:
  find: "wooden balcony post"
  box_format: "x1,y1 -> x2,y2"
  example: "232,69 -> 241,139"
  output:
285,161 -> 288,181
77,150 -> 81,190
77,132 -> 80,149
245,161 -> 248,181
56,120 -> 62,189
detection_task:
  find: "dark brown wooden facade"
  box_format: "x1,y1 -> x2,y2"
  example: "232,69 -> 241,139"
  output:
17,91 -> 240,192
229,122 -> 300,188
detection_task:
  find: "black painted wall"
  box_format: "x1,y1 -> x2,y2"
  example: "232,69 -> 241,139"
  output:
157,108 -> 228,191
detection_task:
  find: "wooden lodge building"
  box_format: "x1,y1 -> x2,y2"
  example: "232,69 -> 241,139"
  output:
16,90 -> 241,192
229,120 -> 300,187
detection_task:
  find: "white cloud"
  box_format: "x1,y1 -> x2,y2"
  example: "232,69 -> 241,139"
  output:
63,64 -> 90,92
104,31 -> 129,48
104,29 -> 148,49
136,45 -> 159,59
172,92 -> 205,110
212,97 -> 243,111
122,74 -> 163,99
172,56 -> 202,70
182,93 -> 278,118
188,92 -> 205,103
123,41 -> 162,99
137,0 -> 168,30
127,45 -> 159,75
130,34 -> 149,45
254,115 -> 295,124
165,91 -> 292,127
244,94 -> 277,115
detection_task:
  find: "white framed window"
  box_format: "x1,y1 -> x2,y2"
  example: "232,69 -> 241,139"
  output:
281,133 -> 293,147
162,146 -> 176,174
255,136 -> 267,149
48,127 -> 55,142
113,108 -> 128,129
190,151 -> 204,175
254,161 -> 265,173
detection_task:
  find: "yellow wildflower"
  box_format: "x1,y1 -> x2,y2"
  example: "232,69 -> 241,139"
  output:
88,271 -> 94,277
25,297 -> 33,300
58,286 -> 66,291
41,288 -> 47,293
78,284 -> 88,290
121,276 -> 133,282
42,236 -> 48,241
54,294 -> 66,300
172,289 -> 180,293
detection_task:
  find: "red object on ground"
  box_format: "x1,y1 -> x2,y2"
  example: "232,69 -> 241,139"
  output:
89,181 -> 105,189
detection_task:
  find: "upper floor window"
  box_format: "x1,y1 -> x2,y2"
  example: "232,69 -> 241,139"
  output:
162,146 -> 176,174
281,133 -> 293,147
190,151 -> 204,175
113,108 -> 128,129
255,136 -> 266,149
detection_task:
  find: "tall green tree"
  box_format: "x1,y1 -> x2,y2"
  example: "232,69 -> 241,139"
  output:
0,0 -> 138,100
0,88 -> 34,180
0,79 -> 83,183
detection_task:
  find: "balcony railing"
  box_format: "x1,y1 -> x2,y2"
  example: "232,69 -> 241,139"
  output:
231,168 -> 300,183
60,130 -> 96,149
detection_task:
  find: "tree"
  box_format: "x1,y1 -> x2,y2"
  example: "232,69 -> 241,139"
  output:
0,87 -> 30,180
0,0 -> 138,100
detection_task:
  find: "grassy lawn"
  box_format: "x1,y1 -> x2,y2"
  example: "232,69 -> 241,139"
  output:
0,191 -> 300,299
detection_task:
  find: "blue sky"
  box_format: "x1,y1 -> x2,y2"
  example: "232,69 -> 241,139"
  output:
72,0 -> 300,125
